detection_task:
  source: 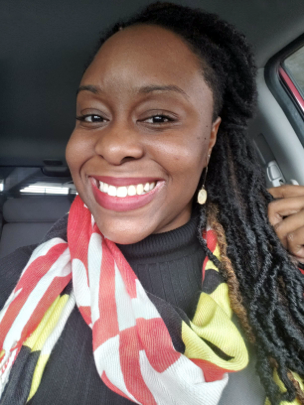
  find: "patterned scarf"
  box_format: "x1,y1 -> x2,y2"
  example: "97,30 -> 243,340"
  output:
0,195 -> 295,404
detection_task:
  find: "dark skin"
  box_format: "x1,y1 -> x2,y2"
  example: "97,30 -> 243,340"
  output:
66,25 -> 220,244
269,184 -> 304,263
66,23 -> 304,258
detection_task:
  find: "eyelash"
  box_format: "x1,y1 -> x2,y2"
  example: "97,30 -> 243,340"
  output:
143,114 -> 175,124
75,113 -> 176,125
76,114 -> 105,123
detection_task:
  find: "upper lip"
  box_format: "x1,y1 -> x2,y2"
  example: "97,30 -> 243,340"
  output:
90,176 -> 162,187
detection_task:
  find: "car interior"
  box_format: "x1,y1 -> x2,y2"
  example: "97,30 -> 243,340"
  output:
1,0 -> 304,258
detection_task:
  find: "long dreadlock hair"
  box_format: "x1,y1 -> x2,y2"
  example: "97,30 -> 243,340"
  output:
88,3 -> 304,404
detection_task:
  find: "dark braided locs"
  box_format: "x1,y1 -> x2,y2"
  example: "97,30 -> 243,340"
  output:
90,3 -> 304,403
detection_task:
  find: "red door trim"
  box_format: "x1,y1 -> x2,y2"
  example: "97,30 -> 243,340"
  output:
279,66 -> 304,114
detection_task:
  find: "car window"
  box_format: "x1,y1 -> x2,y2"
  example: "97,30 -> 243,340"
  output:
283,45 -> 304,99
0,167 -> 75,196
280,45 -> 304,114
264,37 -> 304,153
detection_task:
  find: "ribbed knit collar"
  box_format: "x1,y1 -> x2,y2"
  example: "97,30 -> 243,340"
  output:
117,211 -> 201,261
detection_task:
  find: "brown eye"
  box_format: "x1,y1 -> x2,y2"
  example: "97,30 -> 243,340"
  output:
144,115 -> 173,124
76,114 -> 105,123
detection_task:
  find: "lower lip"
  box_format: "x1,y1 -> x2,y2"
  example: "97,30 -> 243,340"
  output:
91,180 -> 164,212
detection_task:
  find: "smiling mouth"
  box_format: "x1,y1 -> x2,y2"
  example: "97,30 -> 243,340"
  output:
97,180 -> 156,197
90,177 -> 163,212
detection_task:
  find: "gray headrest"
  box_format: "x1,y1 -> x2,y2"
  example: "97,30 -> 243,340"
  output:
3,196 -> 72,223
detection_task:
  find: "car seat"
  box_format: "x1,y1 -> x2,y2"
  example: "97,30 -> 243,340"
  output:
0,196 -> 72,258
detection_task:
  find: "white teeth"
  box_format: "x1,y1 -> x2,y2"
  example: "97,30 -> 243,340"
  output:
127,185 -> 136,196
96,180 -> 157,198
103,183 -> 108,193
136,184 -> 144,195
116,186 -> 128,198
98,181 -> 109,193
108,185 -> 117,197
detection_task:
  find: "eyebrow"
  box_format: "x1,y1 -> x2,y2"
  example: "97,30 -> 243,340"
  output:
76,85 -> 100,96
76,84 -> 189,99
138,85 -> 189,99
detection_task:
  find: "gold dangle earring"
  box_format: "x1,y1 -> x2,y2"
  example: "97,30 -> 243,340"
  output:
197,155 -> 210,205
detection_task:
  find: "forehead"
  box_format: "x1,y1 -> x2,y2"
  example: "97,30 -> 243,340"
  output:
82,24 -> 207,94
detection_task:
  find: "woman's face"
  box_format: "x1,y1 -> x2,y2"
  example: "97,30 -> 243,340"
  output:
66,25 -> 221,244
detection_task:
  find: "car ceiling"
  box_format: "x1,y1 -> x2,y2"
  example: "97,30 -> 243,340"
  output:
1,0 -> 304,168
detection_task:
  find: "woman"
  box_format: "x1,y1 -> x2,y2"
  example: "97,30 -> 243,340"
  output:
1,2 -> 304,405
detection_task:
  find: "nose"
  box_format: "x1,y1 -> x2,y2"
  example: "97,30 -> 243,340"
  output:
94,122 -> 144,165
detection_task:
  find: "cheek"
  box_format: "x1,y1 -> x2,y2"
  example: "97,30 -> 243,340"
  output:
152,132 -> 209,182
65,132 -> 92,175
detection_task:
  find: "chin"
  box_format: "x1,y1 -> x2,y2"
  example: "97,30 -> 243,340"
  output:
101,230 -> 146,245
94,217 -> 151,245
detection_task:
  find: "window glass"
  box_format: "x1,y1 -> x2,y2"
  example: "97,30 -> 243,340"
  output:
0,167 -> 75,195
283,46 -> 304,99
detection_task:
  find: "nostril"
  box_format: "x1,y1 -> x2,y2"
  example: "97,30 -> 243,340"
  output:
95,141 -> 144,165
93,127 -> 145,165
121,156 -> 141,163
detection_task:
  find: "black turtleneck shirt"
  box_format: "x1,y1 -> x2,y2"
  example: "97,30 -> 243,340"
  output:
117,212 -> 205,321
0,214 -> 265,404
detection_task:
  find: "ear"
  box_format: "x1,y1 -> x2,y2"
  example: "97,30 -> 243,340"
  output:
208,116 -> 221,155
